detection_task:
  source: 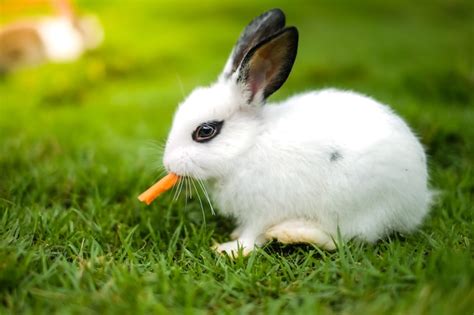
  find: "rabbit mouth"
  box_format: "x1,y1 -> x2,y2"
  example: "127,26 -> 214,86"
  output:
163,152 -> 211,180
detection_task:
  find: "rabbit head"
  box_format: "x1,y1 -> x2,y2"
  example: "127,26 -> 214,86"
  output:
163,9 -> 298,179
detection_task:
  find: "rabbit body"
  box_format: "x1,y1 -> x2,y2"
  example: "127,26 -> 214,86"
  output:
162,9 -> 431,255
210,89 -> 430,249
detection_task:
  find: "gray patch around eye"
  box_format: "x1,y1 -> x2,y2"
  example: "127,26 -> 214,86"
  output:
330,151 -> 343,162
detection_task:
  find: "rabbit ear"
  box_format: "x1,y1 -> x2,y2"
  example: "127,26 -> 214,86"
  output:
221,9 -> 285,80
236,27 -> 298,103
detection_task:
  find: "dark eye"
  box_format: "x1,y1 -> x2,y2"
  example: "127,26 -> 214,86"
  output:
192,121 -> 224,143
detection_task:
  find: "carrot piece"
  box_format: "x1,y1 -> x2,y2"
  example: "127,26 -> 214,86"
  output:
138,173 -> 180,205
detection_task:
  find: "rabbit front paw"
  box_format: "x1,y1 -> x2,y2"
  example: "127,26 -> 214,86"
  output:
212,240 -> 254,257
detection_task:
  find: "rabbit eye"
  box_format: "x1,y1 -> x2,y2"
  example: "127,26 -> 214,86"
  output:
192,121 -> 224,143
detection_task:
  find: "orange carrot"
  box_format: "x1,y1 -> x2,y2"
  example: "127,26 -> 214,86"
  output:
138,173 -> 180,205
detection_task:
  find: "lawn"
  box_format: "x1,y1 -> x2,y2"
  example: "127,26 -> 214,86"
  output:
0,0 -> 473,314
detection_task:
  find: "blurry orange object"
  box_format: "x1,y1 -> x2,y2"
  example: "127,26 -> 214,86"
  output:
0,0 -> 73,19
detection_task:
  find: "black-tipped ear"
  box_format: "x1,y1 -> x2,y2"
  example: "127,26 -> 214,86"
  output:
221,8 -> 286,79
237,27 -> 298,103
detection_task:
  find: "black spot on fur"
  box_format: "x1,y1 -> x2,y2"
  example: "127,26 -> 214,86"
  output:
330,151 -> 342,162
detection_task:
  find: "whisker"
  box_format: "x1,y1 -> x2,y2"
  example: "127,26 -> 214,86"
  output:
144,140 -> 165,154
197,178 -> 215,215
177,181 -> 184,201
169,176 -> 181,201
184,177 -> 189,211
185,177 -> 190,200
191,178 -> 206,224
171,178 -> 180,201
173,177 -> 184,202
157,168 -> 167,177
188,177 -> 193,199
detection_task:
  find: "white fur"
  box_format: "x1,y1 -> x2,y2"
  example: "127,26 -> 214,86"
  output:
163,18 -> 431,256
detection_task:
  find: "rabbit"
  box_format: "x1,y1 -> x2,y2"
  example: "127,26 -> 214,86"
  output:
162,8 -> 431,256
0,14 -> 102,73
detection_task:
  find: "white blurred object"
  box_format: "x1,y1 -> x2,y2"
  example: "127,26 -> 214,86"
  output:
0,14 -> 103,72
38,15 -> 103,61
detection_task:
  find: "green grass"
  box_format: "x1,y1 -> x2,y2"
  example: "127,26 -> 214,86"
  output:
1,0 -> 473,314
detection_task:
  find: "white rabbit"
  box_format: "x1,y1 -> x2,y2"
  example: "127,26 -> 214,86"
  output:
162,9 -> 431,256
